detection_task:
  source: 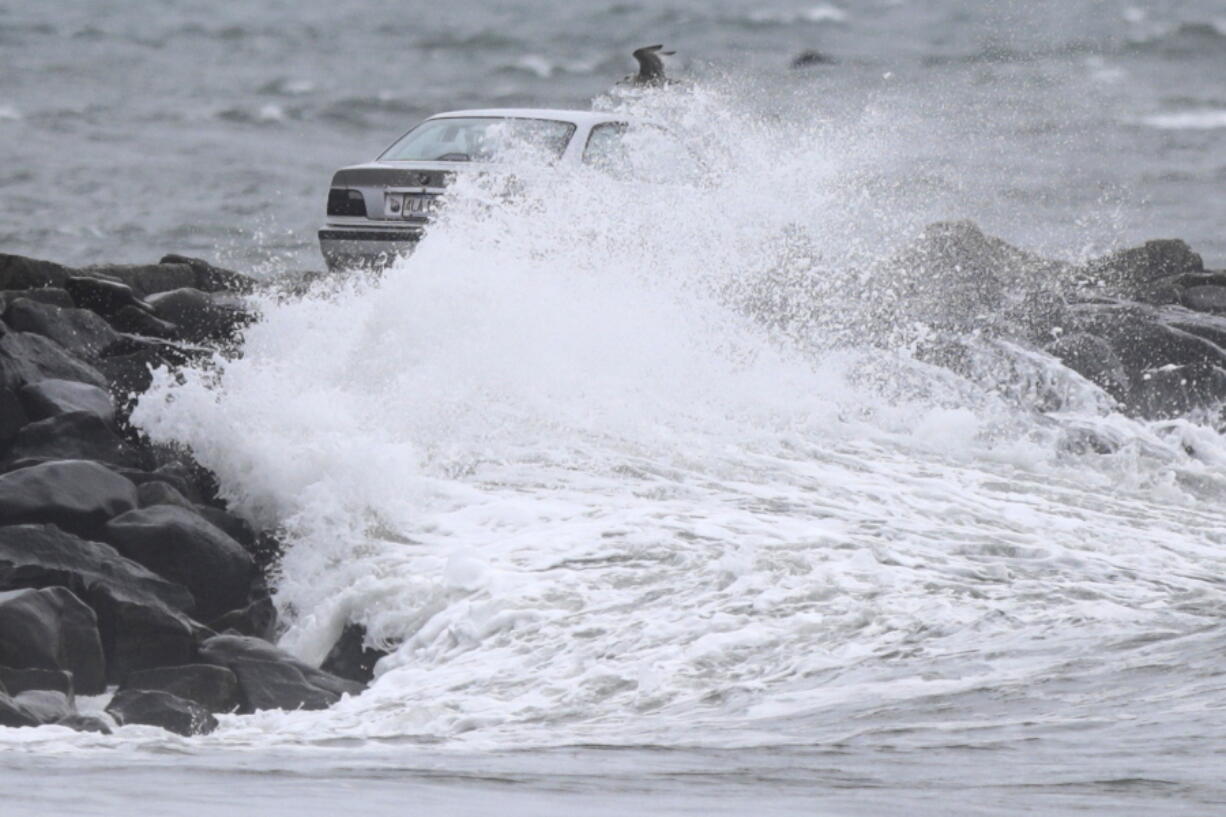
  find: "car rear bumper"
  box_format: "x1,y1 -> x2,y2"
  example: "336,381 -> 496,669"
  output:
318,226 -> 424,271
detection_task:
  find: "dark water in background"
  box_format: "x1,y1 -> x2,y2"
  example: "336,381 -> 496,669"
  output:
1,0 -> 1224,271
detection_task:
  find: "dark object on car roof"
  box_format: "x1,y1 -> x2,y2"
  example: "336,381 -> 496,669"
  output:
628,44 -> 675,86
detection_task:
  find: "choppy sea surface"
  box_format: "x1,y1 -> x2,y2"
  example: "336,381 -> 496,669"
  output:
2,1 -> 1226,815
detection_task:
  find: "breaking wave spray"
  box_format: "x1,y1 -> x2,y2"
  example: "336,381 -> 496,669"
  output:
133,83 -> 1226,748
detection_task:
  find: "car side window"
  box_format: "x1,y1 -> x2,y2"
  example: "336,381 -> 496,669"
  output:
583,122 -> 630,170
583,122 -> 701,184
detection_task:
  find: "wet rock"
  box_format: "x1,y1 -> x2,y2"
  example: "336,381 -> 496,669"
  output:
198,634 -> 362,713
160,254 -> 255,294
0,331 -> 108,391
145,287 -> 252,343
1045,332 -> 1129,400
95,336 -> 207,402
14,689 -> 74,723
5,412 -> 149,471
1085,239 -> 1204,293
18,379 -> 115,424
195,505 -> 255,548
104,505 -> 255,620
210,596 -> 277,641
0,386 -> 29,447
83,263 -> 196,298
64,276 -> 150,319
95,347 -> 167,399
321,623 -> 386,684
0,460 -> 137,534
136,480 -> 195,509
1181,285 -> 1226,313
121,664 -> 240,714
0,524 -> 198,681
0,692 -> 39,727
106,305 -> 179,339
3,298 -> 120,360
56,713 -> 112,734
791,50 -> 837,67
229,659 -> 340,712
0,254 -> 70,291
106,688 -> 218,736
0,586 -> 106,694
875,221 -> 1068,333
0,288 -> 74,309
0,665 -> 73,696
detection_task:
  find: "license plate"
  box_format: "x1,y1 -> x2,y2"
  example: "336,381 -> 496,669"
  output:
385,193 -> 438,218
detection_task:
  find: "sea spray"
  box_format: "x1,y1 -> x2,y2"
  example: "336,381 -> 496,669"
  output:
131,83 -> 1226,748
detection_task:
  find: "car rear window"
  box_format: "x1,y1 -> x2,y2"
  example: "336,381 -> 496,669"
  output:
380,117 -> 576,162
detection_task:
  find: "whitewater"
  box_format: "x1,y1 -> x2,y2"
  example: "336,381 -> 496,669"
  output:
4,84 -> 1226,815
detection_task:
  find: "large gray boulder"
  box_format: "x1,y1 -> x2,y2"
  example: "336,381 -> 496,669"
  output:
63,276 -> 149,319
145,288 -> 251,343
2,298 -> 119,361
104,505 -> 255,620
120,664 -> 240,714
0,460 -> 137,534
106,688 -> 217,736
5,412 -> 149,471
198,634 -> 363,713
0,254 -> 70,291
14,689 -> 74,724
0,586 -> 106,694
0,692 -> 39,727
82,263 -> 195,298
18,378 -> 115,424
0,331 -> 107,391
0,664 -> 73,696
0,524 -> 199,681
159,254 -> 255,294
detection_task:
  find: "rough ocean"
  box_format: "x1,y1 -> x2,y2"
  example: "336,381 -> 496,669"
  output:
2,1 -> 1225,815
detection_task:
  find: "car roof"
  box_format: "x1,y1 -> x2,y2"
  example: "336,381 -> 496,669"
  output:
426,108 -> 628,126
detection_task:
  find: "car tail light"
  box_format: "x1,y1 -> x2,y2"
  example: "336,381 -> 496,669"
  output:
327,188 -> 367,217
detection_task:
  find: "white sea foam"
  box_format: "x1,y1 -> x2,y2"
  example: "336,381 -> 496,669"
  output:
1141,109 -> 1226,130
748,4 -> 847,25
119,86 -> 1226,752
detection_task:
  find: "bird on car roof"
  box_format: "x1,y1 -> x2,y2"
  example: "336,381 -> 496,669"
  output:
624,44 -> 676,87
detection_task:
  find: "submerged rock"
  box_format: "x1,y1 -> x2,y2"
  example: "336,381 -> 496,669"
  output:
55,713 -> 112,734
0,586 -> 106,694
106,688 -> 217,736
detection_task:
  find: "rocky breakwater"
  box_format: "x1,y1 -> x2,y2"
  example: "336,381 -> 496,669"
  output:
0,253 -> 381,736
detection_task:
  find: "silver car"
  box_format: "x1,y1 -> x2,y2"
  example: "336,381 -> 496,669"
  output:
318,108 -> 636,270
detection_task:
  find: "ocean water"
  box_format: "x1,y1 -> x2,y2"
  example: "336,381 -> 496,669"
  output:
3,1 -> 1226,815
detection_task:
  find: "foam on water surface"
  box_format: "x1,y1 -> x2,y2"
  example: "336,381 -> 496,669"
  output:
112,87 -> 1226,755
